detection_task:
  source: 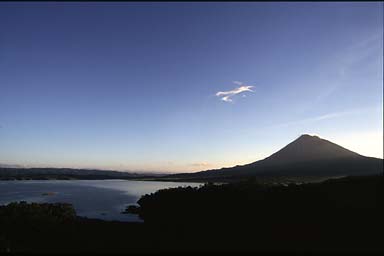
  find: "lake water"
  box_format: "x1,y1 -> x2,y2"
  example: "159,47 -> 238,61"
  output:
0,180 -> 200,222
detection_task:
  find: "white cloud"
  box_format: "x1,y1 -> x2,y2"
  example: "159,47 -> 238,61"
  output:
221,96 -> 232,102
216,81 -> 254,102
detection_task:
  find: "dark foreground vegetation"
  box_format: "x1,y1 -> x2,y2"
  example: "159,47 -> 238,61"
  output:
1,175 -> 383,254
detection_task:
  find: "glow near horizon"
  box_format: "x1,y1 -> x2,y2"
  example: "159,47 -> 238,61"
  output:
0,3 -> 382,173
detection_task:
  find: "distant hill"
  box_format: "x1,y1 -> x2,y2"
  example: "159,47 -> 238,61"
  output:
0,167 -> 165,180
0,164 -> 25,168
166,134 -> 383,181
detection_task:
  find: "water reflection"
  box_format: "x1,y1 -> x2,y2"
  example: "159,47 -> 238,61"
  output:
0,180 -> 200,222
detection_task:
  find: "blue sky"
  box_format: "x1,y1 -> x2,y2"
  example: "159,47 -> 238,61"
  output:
0,2 -> 382,172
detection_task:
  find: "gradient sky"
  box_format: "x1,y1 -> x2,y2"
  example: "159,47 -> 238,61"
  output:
0,2 -> 383,172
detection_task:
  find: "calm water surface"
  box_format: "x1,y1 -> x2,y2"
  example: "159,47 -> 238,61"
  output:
0,180 -> 200,222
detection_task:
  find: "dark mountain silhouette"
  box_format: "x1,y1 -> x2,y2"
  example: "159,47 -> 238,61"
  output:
166,134 -> 383,180
261,134 -> 361,164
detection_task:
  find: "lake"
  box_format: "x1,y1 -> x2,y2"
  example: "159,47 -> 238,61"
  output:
0,180 -> 200,222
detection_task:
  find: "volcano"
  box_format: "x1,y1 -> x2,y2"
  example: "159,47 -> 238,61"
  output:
168,134 -> 383,180
260,134 -> 361,164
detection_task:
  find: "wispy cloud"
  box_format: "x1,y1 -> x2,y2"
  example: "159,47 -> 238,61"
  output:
271,107 -> 376,129
313,33 -> 382,106
190,162 -> 212,167
216,81 -> 254,102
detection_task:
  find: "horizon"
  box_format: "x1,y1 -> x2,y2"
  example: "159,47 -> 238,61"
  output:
0,2 -> 383,173
1,133 -> 382,174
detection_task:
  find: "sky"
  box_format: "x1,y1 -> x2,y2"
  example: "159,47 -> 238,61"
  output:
0,2 -> 383,173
